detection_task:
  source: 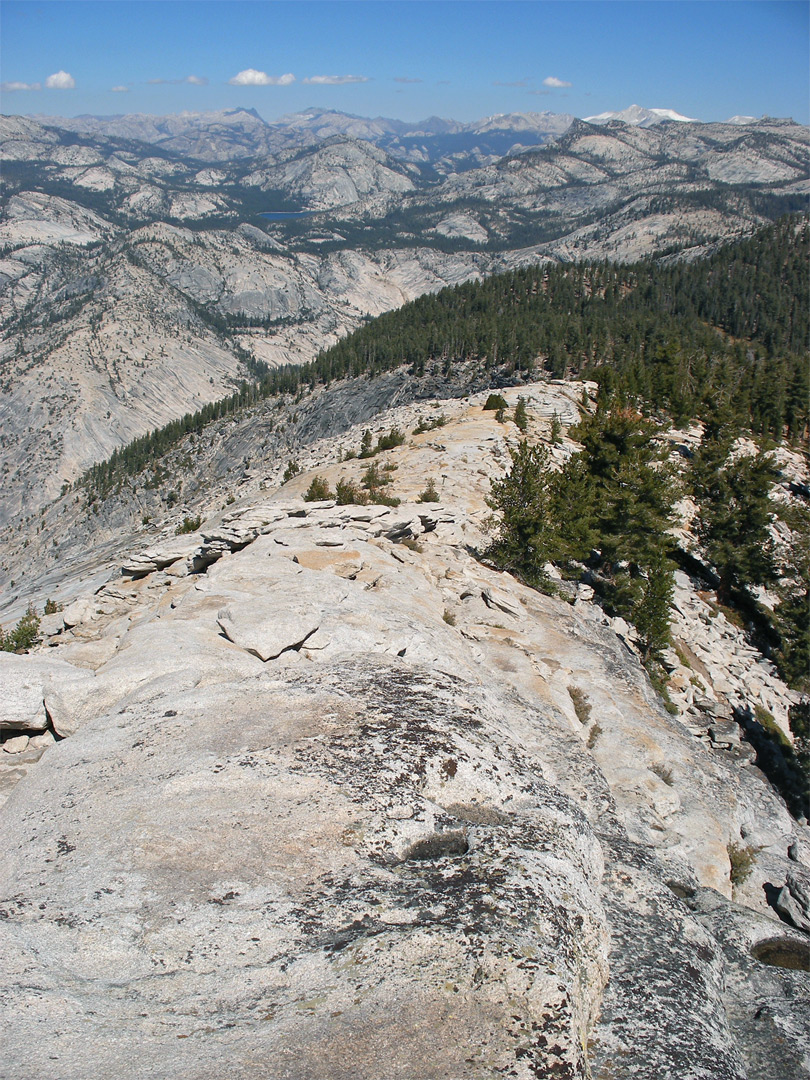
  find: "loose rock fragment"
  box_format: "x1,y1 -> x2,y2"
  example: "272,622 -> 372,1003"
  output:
217,602 -> 321,661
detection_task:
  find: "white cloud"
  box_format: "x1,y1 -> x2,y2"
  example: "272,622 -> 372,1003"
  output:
394,77 -> 422,84
45,70 -> 76,89
186,75 -> 207,86
1,80 -> 41,92
111,85 -> 130,93
302,74 -> 369,85
229,69 -> 294,86
543,76 -> 571,88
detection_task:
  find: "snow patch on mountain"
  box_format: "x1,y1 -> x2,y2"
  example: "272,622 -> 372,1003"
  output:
585,104 -> 700,127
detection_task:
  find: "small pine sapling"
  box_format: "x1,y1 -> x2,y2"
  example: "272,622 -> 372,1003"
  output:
418,478 -> 440,503
550,411 -> 563,444
303,476 -> 333,502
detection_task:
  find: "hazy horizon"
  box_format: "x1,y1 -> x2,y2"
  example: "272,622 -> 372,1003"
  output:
2,1 -> 808,126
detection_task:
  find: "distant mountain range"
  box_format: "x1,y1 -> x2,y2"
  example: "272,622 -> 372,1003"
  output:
26,104 -> 788,169
28,106 -> 576,170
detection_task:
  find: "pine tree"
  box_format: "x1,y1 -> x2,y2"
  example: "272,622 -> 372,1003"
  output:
486,441 -> 556,585
1,605 -> 41,653
773,504 -> 810,691
359,430 -> 374,458
550,411 -> 562,444
633,555 -> 675,661
569,406 -> 676,573
304,476 -> 333,502
549,454 -> 596,562
692,437 -> 778,601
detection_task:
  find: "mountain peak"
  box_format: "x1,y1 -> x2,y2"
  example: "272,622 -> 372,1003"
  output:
224,106 -> 266,122
584,104 -> 699,127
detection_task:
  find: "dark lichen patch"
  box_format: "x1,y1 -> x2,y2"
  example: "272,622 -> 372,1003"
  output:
511,993 -> 581,1079
318,914 -> 387,954
404,830 -> 469,861
282,662 -> 585,837
236,659 -> 603,1072
284,665 -> 510,821
404,851 -> 579,960
665,880 -> 696,900
751,938 -> 810,972
208,890 -> 240,905
445,802 -> 513,826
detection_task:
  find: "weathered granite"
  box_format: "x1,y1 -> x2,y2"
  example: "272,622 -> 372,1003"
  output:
2,734 -> 30,754
0,653 -> 93,733
216,602 -> 322,661
687,888 -> 810,1080
1,385 -> 808,1077
775,866 -> 810,933
0,658 -> 609,1079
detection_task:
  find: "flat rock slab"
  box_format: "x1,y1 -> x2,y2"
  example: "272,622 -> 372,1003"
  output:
121,541 -> 199,576
709,719 -> 742,747
0,655 -> 47,732
292,548 -> 363,575
61,596 -> 96,629
38,611 -> 66,637
217,601 -> 321,661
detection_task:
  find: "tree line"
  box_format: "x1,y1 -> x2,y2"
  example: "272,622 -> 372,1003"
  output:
80,213 -> 808,503
309,214 -> 808,440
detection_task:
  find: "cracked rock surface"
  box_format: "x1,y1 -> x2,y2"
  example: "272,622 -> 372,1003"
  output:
1,384 -> 808,1078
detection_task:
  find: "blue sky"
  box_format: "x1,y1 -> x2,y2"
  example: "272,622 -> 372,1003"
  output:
1,1 -> 808,125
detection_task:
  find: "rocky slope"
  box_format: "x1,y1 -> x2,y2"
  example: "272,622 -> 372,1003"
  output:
243,137 -> 420,211
0,226 -> 254,523
0,206 -> 495,527
1,381 -> 808,1078
431,118 -> 810,260
1,111 -> 807,531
